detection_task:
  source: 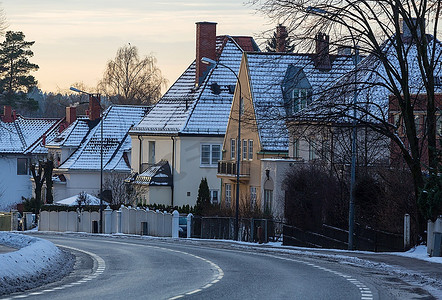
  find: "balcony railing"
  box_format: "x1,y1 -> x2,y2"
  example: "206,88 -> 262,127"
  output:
217,160 -> 250,177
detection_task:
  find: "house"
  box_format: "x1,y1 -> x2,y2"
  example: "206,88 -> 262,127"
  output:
389,93 -> 442,168
0,105 -> 65,210
217,31 -> 357,220
127,22 -> 260,207
46,98 -> 150,202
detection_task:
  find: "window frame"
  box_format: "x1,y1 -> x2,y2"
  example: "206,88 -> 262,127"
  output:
231,139 -> 236,160
225,184 -> 232,208
201,144 -> 222,166
248,140 -> 253,160
17,158 -> 28,175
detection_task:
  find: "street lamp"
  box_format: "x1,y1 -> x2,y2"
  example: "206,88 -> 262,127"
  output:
201,57 -> 242,241
70,86 -> 104,234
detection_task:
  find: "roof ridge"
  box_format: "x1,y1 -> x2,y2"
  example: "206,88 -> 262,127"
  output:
24,117 -> 65,154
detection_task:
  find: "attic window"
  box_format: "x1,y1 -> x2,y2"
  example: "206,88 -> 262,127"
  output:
292,88 -> 312,113
210,83 -> 221,95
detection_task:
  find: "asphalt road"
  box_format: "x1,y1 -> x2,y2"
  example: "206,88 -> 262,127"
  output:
2,234 -> 436,300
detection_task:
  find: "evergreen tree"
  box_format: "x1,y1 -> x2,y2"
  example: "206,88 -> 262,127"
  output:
195,177 -> 211,215
265,29 -> 295,53
0,31 -> 39,110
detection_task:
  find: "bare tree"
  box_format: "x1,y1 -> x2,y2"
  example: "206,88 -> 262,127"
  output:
252,0 -> 442,220
103,172 -> 139,206
98,44 -> 167,105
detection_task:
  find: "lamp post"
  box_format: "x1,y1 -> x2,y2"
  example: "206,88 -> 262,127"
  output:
70,86 -> 104,234
201,57 -> 242,241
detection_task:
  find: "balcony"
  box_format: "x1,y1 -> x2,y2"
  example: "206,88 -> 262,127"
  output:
217,160 -> 250,181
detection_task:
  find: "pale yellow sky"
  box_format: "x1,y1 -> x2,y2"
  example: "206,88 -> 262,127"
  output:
2,0 -> 273,93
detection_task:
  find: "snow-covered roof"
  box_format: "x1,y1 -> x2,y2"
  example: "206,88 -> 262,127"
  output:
55,193 -> 107,206
57,105 -> 150,172
302,35 -> 442,122
131,36 -> 259,136
0,115 -> 64,155
245,52 -> 355,151
128,160 -> 172,186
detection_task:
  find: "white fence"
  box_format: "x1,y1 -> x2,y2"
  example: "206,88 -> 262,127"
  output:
39,205 -> 179,238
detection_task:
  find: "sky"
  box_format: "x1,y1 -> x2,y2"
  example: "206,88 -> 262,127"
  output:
1,0 -> 273,93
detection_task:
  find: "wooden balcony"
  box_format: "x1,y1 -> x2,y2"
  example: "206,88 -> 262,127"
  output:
217,160 -> 250,181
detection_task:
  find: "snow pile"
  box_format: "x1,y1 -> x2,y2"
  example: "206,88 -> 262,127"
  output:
0,232 -> 74,295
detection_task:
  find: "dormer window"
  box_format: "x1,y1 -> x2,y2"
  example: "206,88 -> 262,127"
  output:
282,65 -> 313,115
291,88 -> 312,113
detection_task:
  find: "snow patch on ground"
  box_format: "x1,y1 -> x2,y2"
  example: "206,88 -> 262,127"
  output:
0,232 -> 74,295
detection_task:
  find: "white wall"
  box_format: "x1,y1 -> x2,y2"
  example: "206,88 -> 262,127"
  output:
261,159 -> 301,221
0,155 -> 32,210
130,135 -> 223,208
53,171 -> 101,202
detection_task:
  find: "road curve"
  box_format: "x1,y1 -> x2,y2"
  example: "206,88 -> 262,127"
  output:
2,234 -> 433,299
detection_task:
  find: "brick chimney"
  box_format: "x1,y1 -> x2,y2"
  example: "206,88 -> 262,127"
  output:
88,95 -> 101,121
314,32 -> 331,70
66,106 -> 77,125
195,21 -> 217,87
276,24 -> 288,53
2,105 -> 13,123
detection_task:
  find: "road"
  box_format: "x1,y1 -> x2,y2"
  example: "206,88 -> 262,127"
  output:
2,234 -> 436,299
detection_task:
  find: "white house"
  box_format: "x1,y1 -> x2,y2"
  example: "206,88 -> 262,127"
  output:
0,105 -> 64,210
46,100 -> 150,202
128,21 -> 260,208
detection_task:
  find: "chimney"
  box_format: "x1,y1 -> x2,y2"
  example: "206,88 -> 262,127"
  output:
2,106 -> 13,123
42,134 -> 46,146
314,32 -> 331,70
12,110 -> 17,121
402,18 -> 425,40
195,21 -> 217,87
88,95 -> 101,121
66,106 -> 77,125
276,24 -> 288,53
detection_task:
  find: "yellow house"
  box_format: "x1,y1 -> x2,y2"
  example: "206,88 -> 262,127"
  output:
218,34 -> 356,220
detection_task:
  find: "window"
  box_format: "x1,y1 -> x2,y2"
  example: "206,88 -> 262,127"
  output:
415,115 -> 420,135
293,139 -> 299,158
264,189 -> 273,214
211,190 -> 219,204
292,88 -> 312,113
225,184 -> 232,208
309,141 -> 317,160
437,115 -> 442,136
243,140 -> 247,160
250,186 -> 257,209
248,140 -> 253,160
148,141 -> 155,163
201,144 -> 221,166
17,158 -> 28,175
231,139 -> 236,160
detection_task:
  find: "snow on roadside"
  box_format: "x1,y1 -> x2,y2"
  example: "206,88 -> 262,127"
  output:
0,232 -> 74,295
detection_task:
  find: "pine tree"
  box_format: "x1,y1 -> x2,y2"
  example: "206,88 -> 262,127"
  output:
265,30 -> 295,53
195,177 -> 211,215
0,31 -> 39,110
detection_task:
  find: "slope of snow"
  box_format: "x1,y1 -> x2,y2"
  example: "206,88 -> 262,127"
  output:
0,232 -> 74,295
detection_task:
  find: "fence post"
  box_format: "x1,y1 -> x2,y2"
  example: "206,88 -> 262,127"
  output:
116,207 -> 122,234
427,220 -> 434,255
404,213 -> 410,250
187,213 -> 193,238
104,206 -> 112,234
172,210 -> 179,238
264,219 -> 268,243
251,219 -> 254,243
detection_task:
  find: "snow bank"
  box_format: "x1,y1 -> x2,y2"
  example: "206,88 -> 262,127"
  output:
0,232 -> 74,295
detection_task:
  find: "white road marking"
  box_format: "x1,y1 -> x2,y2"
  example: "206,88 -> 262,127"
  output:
261,253 -> 375,300
2,245 -> 106,300
98,240 -> 224,300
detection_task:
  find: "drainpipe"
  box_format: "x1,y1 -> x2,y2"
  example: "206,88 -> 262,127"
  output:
170,136 -> 175,207
138,135 -> 143,173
